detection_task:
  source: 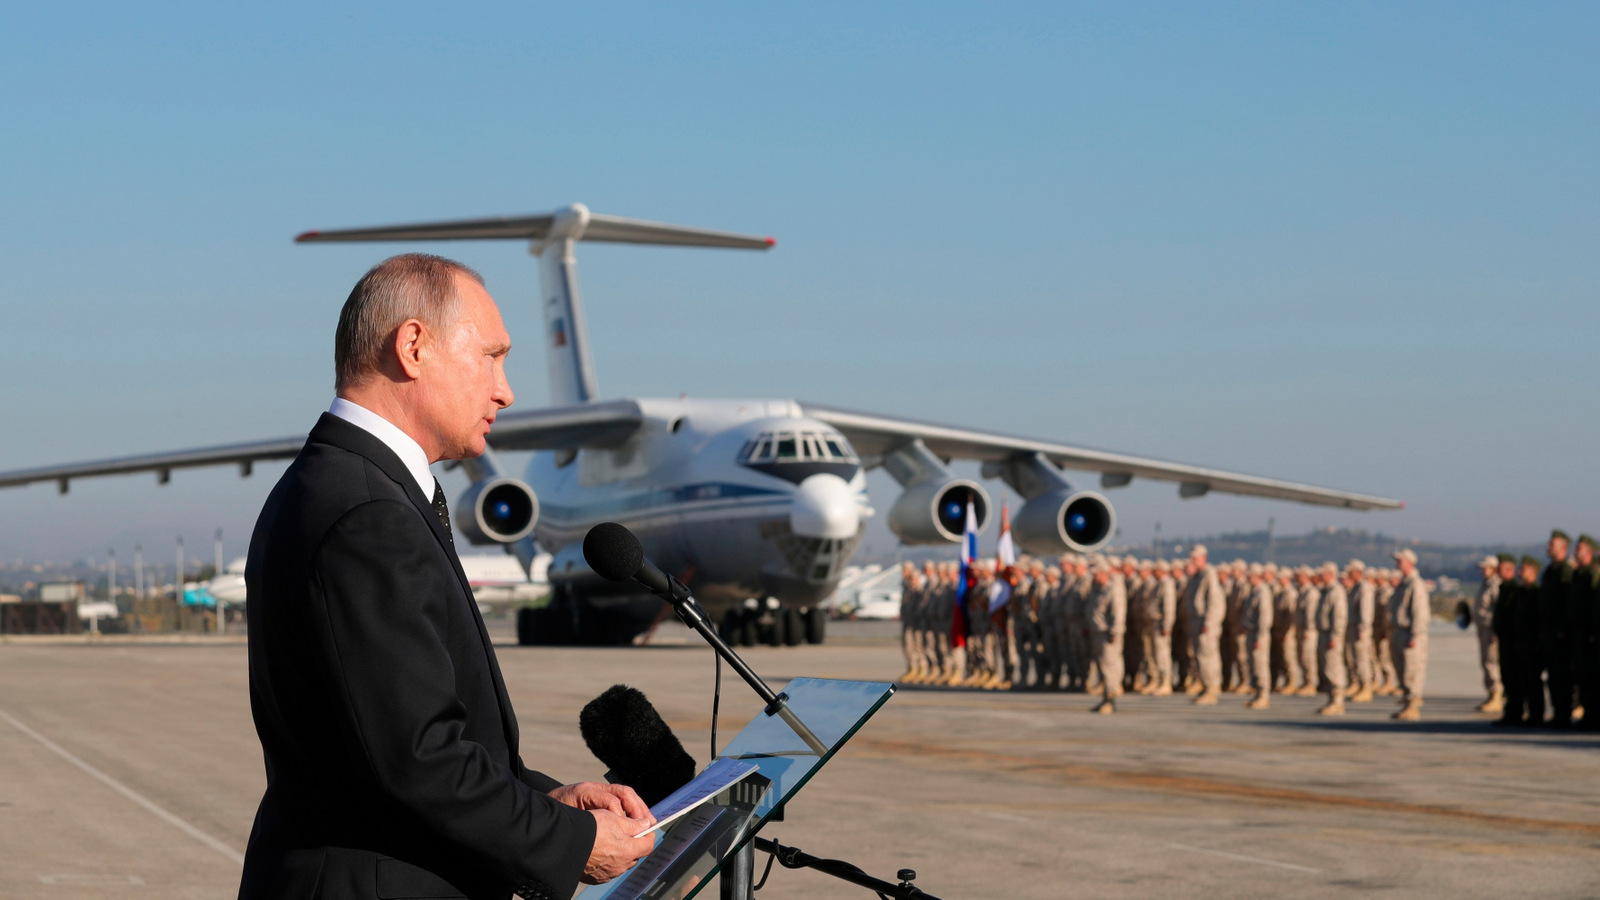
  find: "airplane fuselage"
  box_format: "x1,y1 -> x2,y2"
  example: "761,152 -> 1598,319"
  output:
523,397 -> 870,620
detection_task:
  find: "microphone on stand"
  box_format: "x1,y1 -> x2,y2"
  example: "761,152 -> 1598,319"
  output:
582,521 -> 830,757
578,685 -> 697,807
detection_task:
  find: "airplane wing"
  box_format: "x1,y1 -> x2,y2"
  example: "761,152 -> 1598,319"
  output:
0,438 -> 306,493
0,401 -> 644,493
800,403 -> 1403,511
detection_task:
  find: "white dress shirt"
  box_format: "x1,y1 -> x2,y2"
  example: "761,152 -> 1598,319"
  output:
327,398 -> 435,498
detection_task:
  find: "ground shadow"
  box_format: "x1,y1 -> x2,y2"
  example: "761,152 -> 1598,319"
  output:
1250,716 -> 1600,749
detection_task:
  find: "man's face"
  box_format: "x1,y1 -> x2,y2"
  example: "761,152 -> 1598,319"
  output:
1549,537 -> 1569,562
1397,558 -> 1415,576
1498,561 -> 1516,580
414,275 -> 514,460
1521,563 -> 1540,583
1577,543 -> 1594,566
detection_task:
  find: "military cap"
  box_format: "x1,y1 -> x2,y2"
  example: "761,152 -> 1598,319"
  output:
1347,559 -> 1367,572
1296,565 -> 1314,576
1520,554 -> 1541,569
1477,555 -> 1497,569
1320,561 -> 1338,574
1579,534 -> 1599,552
1155,559 -> 1171,572
1551,529 -> 1571,543
1263,562 -> 1278,574
1190,544 -> 1208,557
1496,552 -> 1516,565
1392,548 -> 1417,564
1248,562 -> 1264,575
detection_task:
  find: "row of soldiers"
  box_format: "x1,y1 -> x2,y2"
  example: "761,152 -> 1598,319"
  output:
898,544 -> 1432,720
1472,530 -> 1600,730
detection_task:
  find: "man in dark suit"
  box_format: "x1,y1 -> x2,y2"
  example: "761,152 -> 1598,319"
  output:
241,254 -> 655,900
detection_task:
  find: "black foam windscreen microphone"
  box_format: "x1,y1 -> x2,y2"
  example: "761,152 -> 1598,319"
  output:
583,522 -> 675,597
579,685 -> 698,808
583,522 -> 643,582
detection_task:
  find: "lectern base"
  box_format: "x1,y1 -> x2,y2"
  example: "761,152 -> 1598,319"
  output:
719,840 -> 753,900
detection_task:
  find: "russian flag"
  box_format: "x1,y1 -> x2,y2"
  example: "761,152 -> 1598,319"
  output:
951,499 -> 978,648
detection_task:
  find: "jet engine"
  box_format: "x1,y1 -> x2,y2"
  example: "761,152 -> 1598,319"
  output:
1011,489 -> 1116,554
888,479 -> 990,544
456,476 -> 540,545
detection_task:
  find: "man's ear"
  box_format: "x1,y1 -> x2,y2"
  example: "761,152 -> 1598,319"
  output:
392,319 -> 427,380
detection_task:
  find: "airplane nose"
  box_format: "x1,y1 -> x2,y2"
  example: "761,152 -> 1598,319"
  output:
790,473 -> 860,539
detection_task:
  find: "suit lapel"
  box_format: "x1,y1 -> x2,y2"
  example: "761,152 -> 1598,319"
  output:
308,413 -> 522,757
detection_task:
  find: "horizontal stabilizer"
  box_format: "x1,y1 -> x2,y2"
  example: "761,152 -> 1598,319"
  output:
296,206 -> 775,250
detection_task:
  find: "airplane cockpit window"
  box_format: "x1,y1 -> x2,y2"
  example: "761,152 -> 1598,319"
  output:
739,430 -> 861,483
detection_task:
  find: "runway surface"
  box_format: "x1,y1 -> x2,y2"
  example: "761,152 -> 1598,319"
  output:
1,622 -> 1597,899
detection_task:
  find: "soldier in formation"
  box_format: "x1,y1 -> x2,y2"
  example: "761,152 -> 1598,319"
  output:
1489,531 -> 1600,730
897,545 -> 1449,722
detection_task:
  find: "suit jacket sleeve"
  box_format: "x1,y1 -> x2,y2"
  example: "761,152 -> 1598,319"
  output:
312,500 -> 596,894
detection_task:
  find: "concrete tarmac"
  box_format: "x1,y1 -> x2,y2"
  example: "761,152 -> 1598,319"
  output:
0,622 -> 1596,899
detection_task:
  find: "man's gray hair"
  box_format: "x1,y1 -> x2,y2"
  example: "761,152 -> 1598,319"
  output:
334,253 -> 484,389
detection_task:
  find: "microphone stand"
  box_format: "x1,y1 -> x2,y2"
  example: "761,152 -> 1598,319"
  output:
634,570 -> 937,900
645,574 -> 828,757
752,837 -> 942,900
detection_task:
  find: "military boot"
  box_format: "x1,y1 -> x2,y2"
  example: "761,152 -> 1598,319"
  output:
1293,684 -> 1318,697
1351,686 -> 1375,703
1245,691 -> 1270,710
1151,680 -> 1173,697
1392,698 -> 1423,721
1193,689 -> 1220,706
1092,698 -> 1115,715
1477,690 -> 1504,714
1317,696 -> 1346,716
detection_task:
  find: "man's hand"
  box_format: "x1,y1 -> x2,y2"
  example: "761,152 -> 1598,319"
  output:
580,809 -> 657,884
550,781 -> 654,823
551,782 -> 658,885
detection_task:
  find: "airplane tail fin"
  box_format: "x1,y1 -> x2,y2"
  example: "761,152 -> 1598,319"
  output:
297,204 -> 774,405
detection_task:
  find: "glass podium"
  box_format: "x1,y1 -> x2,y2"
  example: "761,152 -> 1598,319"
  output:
579,677 -> 896,900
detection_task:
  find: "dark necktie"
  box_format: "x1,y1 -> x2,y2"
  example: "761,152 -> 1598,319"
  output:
430,479 -> 453,543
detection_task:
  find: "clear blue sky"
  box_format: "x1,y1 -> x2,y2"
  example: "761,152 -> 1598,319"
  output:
2,2 -> 1596,564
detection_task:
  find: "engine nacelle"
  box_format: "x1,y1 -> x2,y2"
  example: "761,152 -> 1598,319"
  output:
456,477 -> 539,545
1012,489 -> 1116,554
888,479 -> 990,544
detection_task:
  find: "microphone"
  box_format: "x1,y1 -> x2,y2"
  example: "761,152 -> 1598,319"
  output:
579,684 -> 697,807
583,522 -> 684,600
580,522 -> 830,757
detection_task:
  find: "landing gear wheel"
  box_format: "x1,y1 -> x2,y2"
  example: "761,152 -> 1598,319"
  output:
765,610 -> 786,647
781,607 -> 804,646
517,597 -> 572,646
803,607 -> 826,645
719,609 -> 741,645
737,611 -> 760,647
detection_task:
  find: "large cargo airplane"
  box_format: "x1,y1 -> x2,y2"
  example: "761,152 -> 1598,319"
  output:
0,204 -> 1401,646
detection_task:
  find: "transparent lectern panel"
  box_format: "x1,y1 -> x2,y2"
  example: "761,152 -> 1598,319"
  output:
580,677 -> 895,900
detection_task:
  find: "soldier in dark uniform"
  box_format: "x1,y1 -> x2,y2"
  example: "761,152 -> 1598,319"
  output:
1571,535 -> 1600,731
1492,554 -> 1534,726
1540,530 -> 1576,727
1491,550 -> 1542,723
